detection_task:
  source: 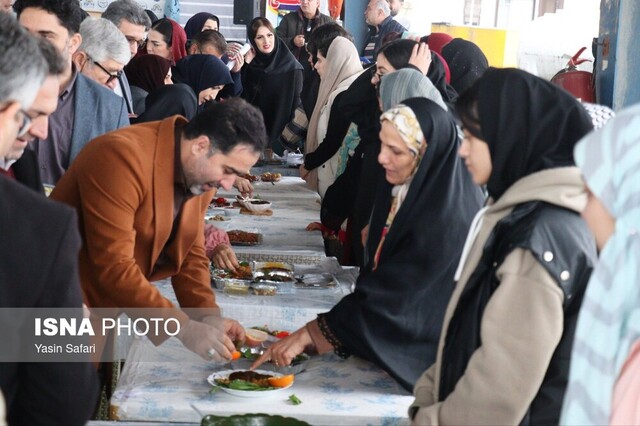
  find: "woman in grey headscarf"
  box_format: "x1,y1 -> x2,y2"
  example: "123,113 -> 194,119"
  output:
378,67 -> 448,112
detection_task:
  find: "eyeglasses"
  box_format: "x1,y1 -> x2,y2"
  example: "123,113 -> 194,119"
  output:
17,108 -> 32,138
89,57 -> 123,85
125,36 -> 146,49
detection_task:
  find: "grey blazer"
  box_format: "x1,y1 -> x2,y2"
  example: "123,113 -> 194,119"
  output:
70,74 -> 130,161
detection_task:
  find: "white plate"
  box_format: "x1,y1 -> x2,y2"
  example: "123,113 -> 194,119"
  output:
207,369 -> 292,398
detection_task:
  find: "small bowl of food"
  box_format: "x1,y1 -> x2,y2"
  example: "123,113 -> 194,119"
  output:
243,199 -> 272,212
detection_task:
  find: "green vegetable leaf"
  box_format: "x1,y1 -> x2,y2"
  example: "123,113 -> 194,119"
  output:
288,394 -> 302,405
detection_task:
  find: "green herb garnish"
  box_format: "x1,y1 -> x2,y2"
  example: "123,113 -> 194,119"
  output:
288,394 -> 302,405
215,379 -> 276,391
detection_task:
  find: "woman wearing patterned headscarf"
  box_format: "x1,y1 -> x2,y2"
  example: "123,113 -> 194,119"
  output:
252,97 -> 483,392
320,67 -> 449,265
561,104 -> 640,425
410,68 -> 598,425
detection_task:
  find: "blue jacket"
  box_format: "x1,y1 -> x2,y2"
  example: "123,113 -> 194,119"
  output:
362,15 -> 407,60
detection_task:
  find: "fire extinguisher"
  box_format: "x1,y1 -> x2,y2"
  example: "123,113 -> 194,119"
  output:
550,47 -> 595,103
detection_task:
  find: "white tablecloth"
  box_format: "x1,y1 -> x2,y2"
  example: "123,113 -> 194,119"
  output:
157,258 -> 357,331
212,176 -> 325,264
110,336 -> 413,425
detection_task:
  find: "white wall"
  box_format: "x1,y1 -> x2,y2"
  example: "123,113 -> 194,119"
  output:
518,0 -> 600,79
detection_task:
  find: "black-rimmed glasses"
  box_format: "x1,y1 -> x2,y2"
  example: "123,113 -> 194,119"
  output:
89,57 -> 123,85
125,36 -> 146,49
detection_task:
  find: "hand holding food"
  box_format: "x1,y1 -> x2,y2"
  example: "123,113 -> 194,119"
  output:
222,317 -> 246,345
177,318 -> 235,361
210,243 -> 240,271
233,176 -> 254,197
250,327 -> 313,369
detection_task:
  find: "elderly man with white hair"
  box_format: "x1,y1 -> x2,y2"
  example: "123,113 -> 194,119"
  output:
72,17 -> 131,91
0,12 -> 99,425
362,0 -> 406,62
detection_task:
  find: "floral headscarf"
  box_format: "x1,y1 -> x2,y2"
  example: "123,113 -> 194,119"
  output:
373,104 -> 425,269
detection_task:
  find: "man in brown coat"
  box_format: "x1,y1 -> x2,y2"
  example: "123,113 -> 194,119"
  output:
51,98 -> 267,361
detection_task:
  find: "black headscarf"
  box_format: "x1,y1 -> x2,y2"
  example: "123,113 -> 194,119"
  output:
427,53 -> 458,104
246,35 -> 302,75
133,83 -> 198,124
242,36 -> 303,153
463,68 -> 593,200
173,54 -> 233,98
322,97 -> 484,391
184,12 -> 219,39
441,38 -> 489,96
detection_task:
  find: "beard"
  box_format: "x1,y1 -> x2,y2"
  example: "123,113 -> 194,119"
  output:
189,182 -> 220,195
189,184 -> 206,195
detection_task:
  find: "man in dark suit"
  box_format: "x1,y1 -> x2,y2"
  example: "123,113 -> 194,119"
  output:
0,38 -> 64,193
102,0 -> 152,114
0,13 -> 98,425
15,0 -> 130,186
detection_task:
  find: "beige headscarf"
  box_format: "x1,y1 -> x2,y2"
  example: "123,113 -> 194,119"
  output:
304,36 -> 363,190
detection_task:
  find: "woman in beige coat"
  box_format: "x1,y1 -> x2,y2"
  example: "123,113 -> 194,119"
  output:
410,68 -> 598,425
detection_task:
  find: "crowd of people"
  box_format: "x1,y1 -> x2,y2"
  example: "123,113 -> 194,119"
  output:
0,0 -> 637,424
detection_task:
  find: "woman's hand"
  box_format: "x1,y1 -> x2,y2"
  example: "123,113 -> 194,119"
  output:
299,165 -> 309,179
250,327 -> 313,369
306,222 -> 336,239
409,42 -> 432,75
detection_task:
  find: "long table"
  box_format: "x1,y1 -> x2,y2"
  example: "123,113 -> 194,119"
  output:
157,257 -> 357,331
110,336 -> 413,425
109,174 -> 414,425
212,176 -> 325,264
111,262 -> 413,425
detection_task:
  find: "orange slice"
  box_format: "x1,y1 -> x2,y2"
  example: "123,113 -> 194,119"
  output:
267,374 -> 294,388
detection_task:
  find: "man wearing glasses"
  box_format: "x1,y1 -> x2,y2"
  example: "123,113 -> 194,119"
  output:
102,0 -> 152,114
15,0 -> 129,186
0,13 -> 99,425
1,38 -> 65,193
72,17 -> 131,91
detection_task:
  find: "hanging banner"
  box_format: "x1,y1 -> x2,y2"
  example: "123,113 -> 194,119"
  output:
80,0 -> 165,16
265,0 -> 300,26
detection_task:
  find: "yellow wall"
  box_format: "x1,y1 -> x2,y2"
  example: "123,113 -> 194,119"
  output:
431,24 -> 520,68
